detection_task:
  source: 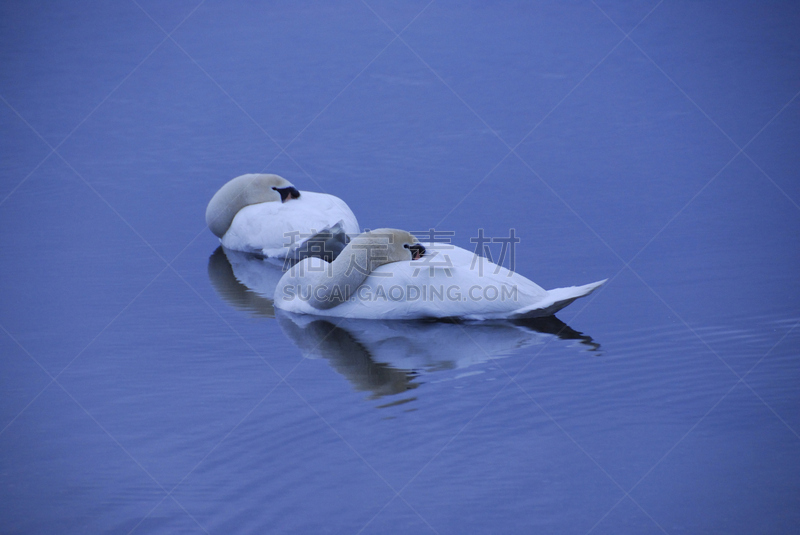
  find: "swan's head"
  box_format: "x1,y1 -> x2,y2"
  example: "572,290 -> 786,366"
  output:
206,173 -> 301,237
238,174 -> 300,204
264,175 -> 301,203
350,228 -> 426,269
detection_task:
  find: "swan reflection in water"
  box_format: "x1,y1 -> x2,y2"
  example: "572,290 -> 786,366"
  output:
208,246 -> 600,401
207,246 -> 285,318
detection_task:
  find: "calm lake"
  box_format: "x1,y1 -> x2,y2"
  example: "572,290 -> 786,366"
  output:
2,1 -> 799,533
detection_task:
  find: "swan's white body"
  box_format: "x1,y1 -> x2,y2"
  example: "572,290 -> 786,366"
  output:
221,191 -> 359,257
275,231 -> 605,320
206,174 -> 359,258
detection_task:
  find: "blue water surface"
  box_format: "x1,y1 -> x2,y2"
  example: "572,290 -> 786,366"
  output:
2,1 -> 799,534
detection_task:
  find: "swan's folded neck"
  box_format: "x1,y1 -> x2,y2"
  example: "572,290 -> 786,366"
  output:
309,245 -> 380,310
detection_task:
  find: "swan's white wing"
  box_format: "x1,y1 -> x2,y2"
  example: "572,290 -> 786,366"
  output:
221,191 -> 359,256
337,245 -> 546,319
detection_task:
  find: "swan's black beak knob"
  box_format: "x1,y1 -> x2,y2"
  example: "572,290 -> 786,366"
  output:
409,243 -> 425,260
273,186 -> 301,202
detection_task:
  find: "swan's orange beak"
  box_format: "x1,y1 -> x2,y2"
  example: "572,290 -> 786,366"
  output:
273,186 -> 301,202
409,243 -> 425,260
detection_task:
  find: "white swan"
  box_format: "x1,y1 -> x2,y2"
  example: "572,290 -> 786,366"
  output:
274,228 -> 606,320
205,173 -> 360,258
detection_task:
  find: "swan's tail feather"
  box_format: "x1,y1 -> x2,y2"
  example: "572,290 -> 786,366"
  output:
510,279 -> 607,319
